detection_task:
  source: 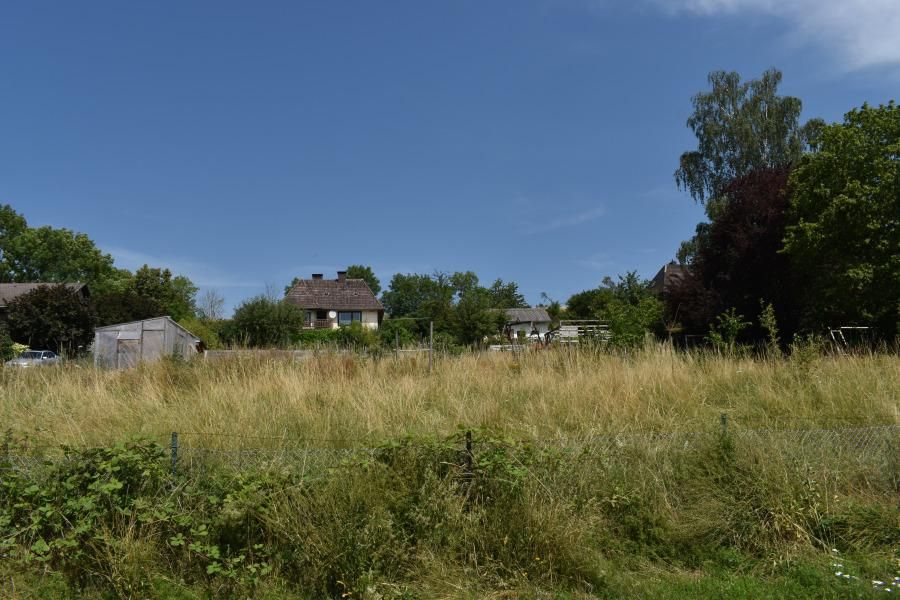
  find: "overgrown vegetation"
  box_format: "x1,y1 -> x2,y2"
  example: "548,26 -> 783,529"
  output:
1,350 -> 897,598
1,346 -> 897,597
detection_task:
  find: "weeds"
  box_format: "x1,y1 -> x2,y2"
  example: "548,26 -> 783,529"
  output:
0,346 -> 896,597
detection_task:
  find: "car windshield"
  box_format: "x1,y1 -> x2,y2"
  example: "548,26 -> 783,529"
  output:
19,351 -> 42,359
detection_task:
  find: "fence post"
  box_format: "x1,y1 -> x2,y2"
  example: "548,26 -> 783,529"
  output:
170,432 -> 179,477
720,413 -> 728,436
465,430 -> 473,476
429,321 -> 434,373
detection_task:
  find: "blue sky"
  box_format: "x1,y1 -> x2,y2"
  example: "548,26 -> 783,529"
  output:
1,1 -> 897,313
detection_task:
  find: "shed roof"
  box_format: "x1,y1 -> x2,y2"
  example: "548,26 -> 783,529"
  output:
95,315 -> 199,339
0,283 -> 88,308
285,277 -> 383,311
503,308 -> 551,324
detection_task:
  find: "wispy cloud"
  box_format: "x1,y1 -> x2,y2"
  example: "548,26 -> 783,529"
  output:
651,0 -> 900,71
522,206 -> 606,234
105,246 -> 262,290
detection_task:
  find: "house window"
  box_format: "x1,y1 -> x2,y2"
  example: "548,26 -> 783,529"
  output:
338,311 -> 362,326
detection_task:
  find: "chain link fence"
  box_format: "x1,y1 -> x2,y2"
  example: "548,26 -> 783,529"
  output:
4,421 -> 895,483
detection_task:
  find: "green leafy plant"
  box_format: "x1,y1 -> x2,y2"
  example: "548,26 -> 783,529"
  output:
707,308 -> 751,353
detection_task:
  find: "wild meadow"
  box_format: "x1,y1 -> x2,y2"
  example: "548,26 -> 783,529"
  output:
2,344 -> 896,445
1,346 -> 898,598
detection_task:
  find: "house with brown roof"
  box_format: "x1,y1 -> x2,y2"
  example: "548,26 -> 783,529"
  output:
284,271 -> 384,330
0,283 -> 90,321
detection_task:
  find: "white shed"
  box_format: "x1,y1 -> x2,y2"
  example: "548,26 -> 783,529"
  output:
503,308 -> 553,342
94,316 -> 202,369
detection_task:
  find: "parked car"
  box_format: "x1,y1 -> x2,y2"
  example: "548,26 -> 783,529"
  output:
5,350 -> 61,368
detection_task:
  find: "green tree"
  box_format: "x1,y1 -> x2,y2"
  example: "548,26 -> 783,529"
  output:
783,102 -> 900,338
675,69 -> 820,208
92,290 -> 164,326
378,317 -> 418,348
486,279 -> 528,308
346,265 -> 381,296
602,273 -> 665,347
451,287 -> 505,346
381,273 -> 455,321
564,287 -> 613,320
178,315 -> 222,349
381,271 -> 527,346
565,272 -> 665,348
0,205 -> 119,288
0,205 -> 28,260
5,284 -> 96,354
675,70 -> 823,266
222,296 -> 305,347
127,265 -> 198,322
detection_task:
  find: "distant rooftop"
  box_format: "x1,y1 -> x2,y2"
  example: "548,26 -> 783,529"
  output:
0,282 -> 89,308
502,307 -> 551,324
284,271 -> 383,311
649,262 -> 687,296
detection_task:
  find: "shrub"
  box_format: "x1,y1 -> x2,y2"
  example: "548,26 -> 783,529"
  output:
5,284 -> 96,354
221,296 -> 304,347
178,316 -> 222,349
707,308 -> 751,353
0,323 -> 14,360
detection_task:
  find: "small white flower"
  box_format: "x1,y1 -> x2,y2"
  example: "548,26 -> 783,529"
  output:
836,572 -> 843,576
875,581 -> 885,586
832,548 -> 839,553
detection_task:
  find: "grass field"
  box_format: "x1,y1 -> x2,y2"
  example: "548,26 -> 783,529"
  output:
2,344 -> 896,446
1,346 -> 897,598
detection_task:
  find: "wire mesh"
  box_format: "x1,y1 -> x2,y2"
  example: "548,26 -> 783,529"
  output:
2,425 -> 896,480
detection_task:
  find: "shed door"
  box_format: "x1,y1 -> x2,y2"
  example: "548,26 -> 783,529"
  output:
117,339 -> 141,369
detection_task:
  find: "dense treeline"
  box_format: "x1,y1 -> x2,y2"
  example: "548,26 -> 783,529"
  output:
667,70 -> 898,346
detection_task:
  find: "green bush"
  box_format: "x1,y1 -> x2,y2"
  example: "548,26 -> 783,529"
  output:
0,323 -> 14,360
293,327 -> 341,347
178,316 -> 222,349
220,296 -> 305,347
378,317 -> 418,348
2,428 -> 895,598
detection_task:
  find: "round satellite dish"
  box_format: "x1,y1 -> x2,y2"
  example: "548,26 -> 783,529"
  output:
328,310 -> 337,319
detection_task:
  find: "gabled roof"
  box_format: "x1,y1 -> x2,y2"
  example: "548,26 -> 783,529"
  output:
0,283 -> 89,308
503,308 -> 551,324
285,277 -> 383,311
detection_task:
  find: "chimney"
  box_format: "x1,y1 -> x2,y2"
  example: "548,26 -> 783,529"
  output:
336,271 -> 347,281
312,273 -> 323,280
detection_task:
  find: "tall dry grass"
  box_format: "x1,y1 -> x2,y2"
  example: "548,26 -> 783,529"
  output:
2,344 -> 896,448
